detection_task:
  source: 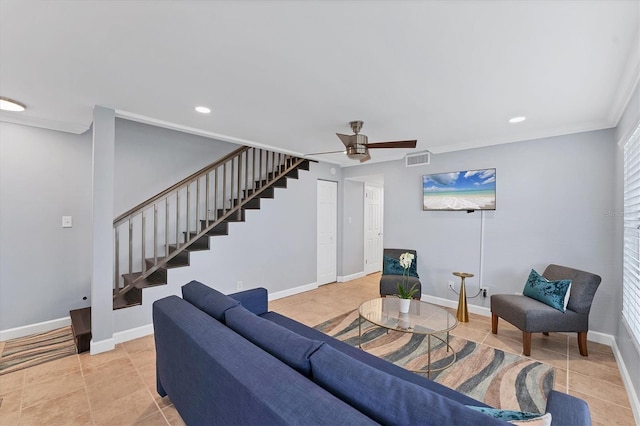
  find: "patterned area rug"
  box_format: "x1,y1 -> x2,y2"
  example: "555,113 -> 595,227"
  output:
0,327 -> 77,375
314,310 -> 554,413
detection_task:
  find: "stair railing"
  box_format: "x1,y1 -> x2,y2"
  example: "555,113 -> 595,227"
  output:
113,146 -> 306,301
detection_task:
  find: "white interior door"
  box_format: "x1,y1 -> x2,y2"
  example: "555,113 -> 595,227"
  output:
317,180 -> 337,285
364,184 -> 383,274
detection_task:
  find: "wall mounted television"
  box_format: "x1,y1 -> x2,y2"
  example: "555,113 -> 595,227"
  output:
422,168 -> 496,211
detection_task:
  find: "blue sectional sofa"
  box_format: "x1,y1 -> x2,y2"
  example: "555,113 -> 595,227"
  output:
152,281 -> 591,425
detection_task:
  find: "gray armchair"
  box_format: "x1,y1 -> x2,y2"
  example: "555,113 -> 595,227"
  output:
491,264 -> 601,357
379,248 -> 421,299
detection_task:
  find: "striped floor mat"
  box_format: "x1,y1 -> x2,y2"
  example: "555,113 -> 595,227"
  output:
314,310 -> 554,413
0,327 -> 77,375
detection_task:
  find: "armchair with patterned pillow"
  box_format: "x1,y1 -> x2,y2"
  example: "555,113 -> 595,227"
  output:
379,248 -> 422,299
491,264 -> 601,356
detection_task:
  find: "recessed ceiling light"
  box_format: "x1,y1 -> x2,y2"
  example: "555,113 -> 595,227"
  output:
508,116 -> 526,123
195,106 -> 211,114
0,97 -> 26,112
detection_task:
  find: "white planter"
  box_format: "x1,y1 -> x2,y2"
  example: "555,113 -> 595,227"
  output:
399,298 -> 411,313
398,312 -> 411,330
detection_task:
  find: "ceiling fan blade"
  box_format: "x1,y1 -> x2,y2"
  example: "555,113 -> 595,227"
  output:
305,150 -> 345,156
360,151 -> 371,163
365,140 -> 417,149
336,133 -> 355,147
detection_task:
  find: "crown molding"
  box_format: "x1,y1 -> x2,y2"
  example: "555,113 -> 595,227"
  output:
0,113 -> 89,134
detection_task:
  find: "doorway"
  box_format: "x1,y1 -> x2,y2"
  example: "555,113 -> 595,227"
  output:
364,184 -> 383,274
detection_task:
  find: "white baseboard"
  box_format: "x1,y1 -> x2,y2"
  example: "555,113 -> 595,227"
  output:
611,339 -> 640,424
269,282 -> 318,301
337,271 -> 366,282
0,316 -> 71,341
114,323 -> 154,344
421,294 -> 492,317
90,337 -> 115,355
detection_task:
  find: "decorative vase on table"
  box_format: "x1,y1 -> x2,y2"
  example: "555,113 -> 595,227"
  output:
396,252 -> 418,314
399,298 -> 411,314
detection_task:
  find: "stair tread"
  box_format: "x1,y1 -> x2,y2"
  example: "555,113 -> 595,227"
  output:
113,287 -> 142,310
124,272 -> 167,287
146,255 -> 189,268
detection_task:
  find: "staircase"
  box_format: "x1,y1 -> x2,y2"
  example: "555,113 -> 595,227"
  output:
112,146 -> 311,309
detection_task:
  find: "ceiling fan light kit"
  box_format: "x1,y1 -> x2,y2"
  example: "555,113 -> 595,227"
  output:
346,144 -> 369,161
307,120 -> 417,163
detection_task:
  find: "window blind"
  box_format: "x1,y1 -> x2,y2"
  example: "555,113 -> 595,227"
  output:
623,123 -> 640,347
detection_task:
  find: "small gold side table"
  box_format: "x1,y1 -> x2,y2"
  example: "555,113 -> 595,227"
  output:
453,272 -> 474,323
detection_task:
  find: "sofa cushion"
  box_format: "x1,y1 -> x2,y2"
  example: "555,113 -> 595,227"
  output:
523,269 -> 571,312
181,280 -> 239,322
262,311 -> 487,407
225,305 -> 324,377
229,287 -> 268,315
309,343 -> 507,425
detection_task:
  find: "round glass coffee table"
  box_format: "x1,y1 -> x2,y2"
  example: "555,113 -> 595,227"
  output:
358,298 -> 458,378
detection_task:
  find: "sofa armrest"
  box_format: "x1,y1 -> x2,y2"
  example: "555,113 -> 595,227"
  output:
229,287 -> 268,315
545,390 -> 591,425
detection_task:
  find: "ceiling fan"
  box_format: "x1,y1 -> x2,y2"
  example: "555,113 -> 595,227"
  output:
308,121 -> 417,163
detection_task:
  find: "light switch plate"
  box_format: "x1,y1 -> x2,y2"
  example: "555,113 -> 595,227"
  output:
62,216 -> 72,228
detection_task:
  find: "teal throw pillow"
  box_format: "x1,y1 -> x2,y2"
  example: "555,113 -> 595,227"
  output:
466,406 -> 552,425
383,255 -> 419,278
523,269 -> 571,313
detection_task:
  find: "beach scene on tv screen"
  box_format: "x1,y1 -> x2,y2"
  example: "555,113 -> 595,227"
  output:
423,169 -> 496,210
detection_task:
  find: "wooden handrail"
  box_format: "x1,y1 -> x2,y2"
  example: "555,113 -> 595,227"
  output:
113,146 -> 249,226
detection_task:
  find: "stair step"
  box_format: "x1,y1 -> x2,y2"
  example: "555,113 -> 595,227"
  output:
69,307 -> 91,353
123,270 -> 168,289
269,168 -> 298,180
244,187 -> 274,199
256,177 -> 287,188
145,252 -> 189,269
176,233 -> 210,250
232,197 -> 261,209
201,221 -> 229,236
285,158 -> 310,171
217,209 -> 245,222
113,287 -> 142,309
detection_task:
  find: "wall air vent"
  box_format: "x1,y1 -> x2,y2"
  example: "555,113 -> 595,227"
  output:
405,151 -> 431,167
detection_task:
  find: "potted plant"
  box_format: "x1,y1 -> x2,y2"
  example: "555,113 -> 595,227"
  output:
396,252 -> 418,313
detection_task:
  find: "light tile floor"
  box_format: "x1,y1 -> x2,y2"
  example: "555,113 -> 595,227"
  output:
0,273 -> 635,425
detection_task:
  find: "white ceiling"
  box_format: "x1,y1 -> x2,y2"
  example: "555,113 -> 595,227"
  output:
1,1 -> 638,166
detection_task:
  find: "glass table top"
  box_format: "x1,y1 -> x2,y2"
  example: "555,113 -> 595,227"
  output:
358,298 -> 457,334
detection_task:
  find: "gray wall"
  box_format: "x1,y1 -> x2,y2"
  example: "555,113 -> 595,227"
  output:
344,129 -> 619,336
0,122 -> 93,329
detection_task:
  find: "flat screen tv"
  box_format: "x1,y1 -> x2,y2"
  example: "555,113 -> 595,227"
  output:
422,168 -> 496,211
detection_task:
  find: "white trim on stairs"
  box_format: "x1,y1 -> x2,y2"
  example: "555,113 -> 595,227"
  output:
90,337 -> 115,355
